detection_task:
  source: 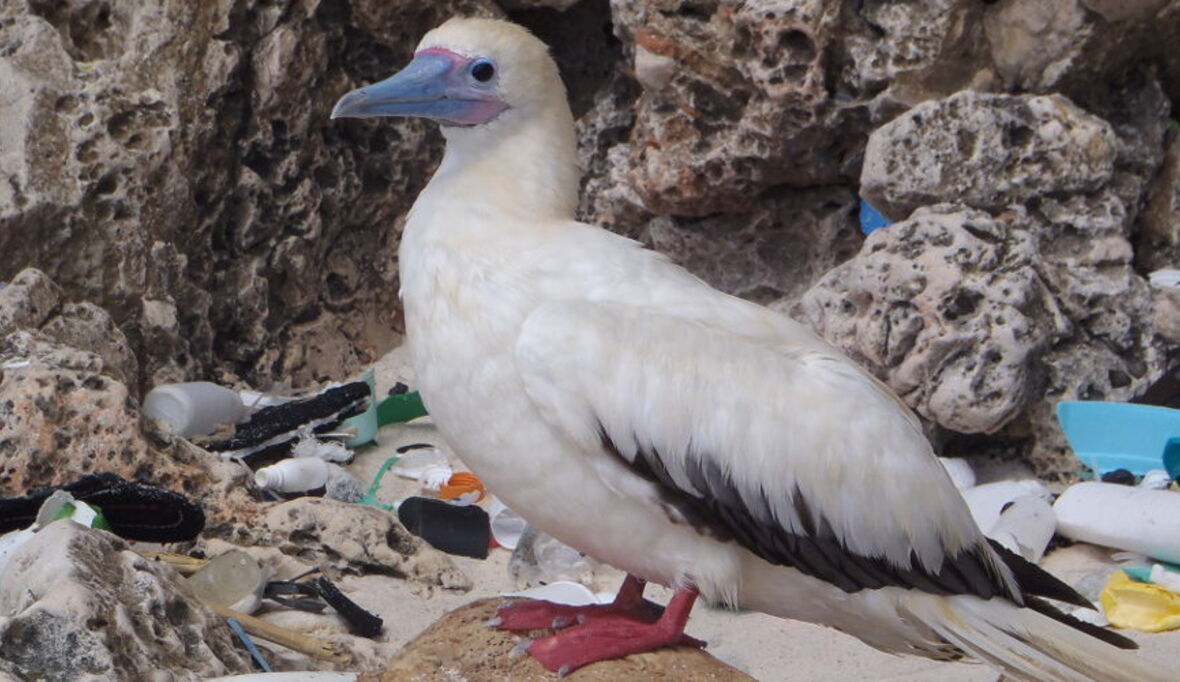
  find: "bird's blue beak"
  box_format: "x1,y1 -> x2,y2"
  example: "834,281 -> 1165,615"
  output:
330,50 -> 507,126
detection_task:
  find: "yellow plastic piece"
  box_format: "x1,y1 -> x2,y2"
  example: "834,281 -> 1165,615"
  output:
1100,570 -> 1180,633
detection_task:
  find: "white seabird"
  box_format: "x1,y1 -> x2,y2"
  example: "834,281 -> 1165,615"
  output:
332,17 -> 1163,681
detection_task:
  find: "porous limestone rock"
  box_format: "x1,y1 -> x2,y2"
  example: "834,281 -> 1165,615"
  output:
367,598 -> 754,681
0,269 -> 62,336
258,497 -> 471,592
795,205 -> 1065,435
0,0 -> 500,390
796,200 -> 1164,477
861,92 -> 1118,221
0,328 -> 259,533
1137,129 -> 1180,272
0,522 -> 252,681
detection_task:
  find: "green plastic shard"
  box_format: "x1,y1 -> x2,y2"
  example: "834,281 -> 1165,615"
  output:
377,390 -> 428,425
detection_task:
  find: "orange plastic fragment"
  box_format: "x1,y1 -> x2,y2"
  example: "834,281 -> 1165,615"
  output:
439,471 -> 486,503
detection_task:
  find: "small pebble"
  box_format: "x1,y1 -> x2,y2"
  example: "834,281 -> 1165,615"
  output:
1100,468 -> 1136,486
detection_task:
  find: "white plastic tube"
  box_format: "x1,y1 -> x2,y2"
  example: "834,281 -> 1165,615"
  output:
1054,481 -> 1180,564
961,480 -> 1049,535
143,382 -> 246,437
254,459 -> 334,493
987,494 -> 1056,563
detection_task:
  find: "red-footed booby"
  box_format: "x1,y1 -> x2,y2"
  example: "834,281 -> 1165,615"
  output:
332,17 -> 1163,681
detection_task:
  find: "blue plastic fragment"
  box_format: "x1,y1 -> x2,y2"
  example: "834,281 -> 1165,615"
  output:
1056,401 -> 1180,475
227,617 -> 273,672
858,200 -> 892,235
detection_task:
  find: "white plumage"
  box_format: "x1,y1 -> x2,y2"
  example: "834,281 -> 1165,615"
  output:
333,17 -> 1164,681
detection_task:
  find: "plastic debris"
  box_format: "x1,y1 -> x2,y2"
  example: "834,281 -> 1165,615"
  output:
1099,570 -> 1180,632
0,472 -> 204,543
1139,469 -> 1173,490
290,432 -> 353,463
1054,481 -> 1180,564
227,617 -> 274,672
505,581 -> 614,607
938,457 -> 975,490
1101,468 -> 1137,485
961,480 -> 1049,537
143,381 -> 248,437
314,575 -> 384,638
488,497 -> 527,551
0,490 -> 109,579
858,199 -> 891,235
376,389 -> 428,425
186,550 -> 268,615
341,369 -> 379,447
987,494 -> 1055,563
509,525 -> 596,589
1056,401 -> 1180,475
397,496 -> 491,559
438,471 -> 486,504
207,382 -> 370,460
1149,268 -> 1180,289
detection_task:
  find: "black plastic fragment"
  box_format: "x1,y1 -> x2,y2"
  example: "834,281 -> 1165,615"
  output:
314,575 -> 383,638
397,496 -> 491,560
1100,468 -> 1136,486
205,382 -> 369,457
389,382 -> 410,396
0,472 -> 205,542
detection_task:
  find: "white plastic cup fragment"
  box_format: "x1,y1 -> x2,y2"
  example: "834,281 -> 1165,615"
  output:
938,457 -> 976,490
488,497 -> 527,551
961,480 -> 1049,535
186,550 -> 267,614
143,382 -> 247,437
986,494 -> 1056,563
505,580 -> 613,607
1053,481 -> 1180,564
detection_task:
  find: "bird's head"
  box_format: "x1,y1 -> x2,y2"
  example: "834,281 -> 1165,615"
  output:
331,17 -> 564,130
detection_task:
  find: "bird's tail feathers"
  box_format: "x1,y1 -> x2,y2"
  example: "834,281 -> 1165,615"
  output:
901,592 -> 1166,682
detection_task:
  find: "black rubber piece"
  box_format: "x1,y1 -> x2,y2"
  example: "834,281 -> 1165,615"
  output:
397,496 -> 491,560
0,472 -> 205,542
206,382 -> 369,456
314,575 -> 383,638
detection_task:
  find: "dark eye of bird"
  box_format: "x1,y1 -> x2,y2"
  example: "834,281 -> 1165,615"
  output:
471,60 -> 495,82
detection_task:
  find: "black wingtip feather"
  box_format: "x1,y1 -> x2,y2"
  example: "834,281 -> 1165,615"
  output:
1023,595 -> 1138,650
987,540 -> 1092,609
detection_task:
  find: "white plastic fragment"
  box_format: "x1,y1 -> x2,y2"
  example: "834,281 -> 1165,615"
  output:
143,381 -> 247,437
938,457 -> 976,490
961,480 -> 1050,535
505,581 -> 614,607
986,494 -> 1056,563
1053,481 -> 1180,564
255,458 -> 335,493
488,497 -> 527,550
1148,268 -> 1180,288
291,431 -> 353,462
1139,469 -> 1173,490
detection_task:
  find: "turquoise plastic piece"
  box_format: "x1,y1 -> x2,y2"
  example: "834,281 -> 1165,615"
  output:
343,369 -> 378,447
1056,401 -> 1180,475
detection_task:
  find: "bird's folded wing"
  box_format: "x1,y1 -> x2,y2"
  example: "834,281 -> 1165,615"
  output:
515,299 -> 1017,600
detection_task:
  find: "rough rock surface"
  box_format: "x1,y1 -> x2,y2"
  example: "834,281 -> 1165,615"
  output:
3,0 -> 1180,477
1137,129 -> 1180,272
861,92 -> 1118,220
253,498 -> 472,591
367,598 -> 753,681
0,0 -> 502,390
0,522 -> 252,681
801,79 -> 1170,476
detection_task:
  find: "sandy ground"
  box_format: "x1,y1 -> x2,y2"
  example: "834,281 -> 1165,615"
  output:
256,349 -> 1180,680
